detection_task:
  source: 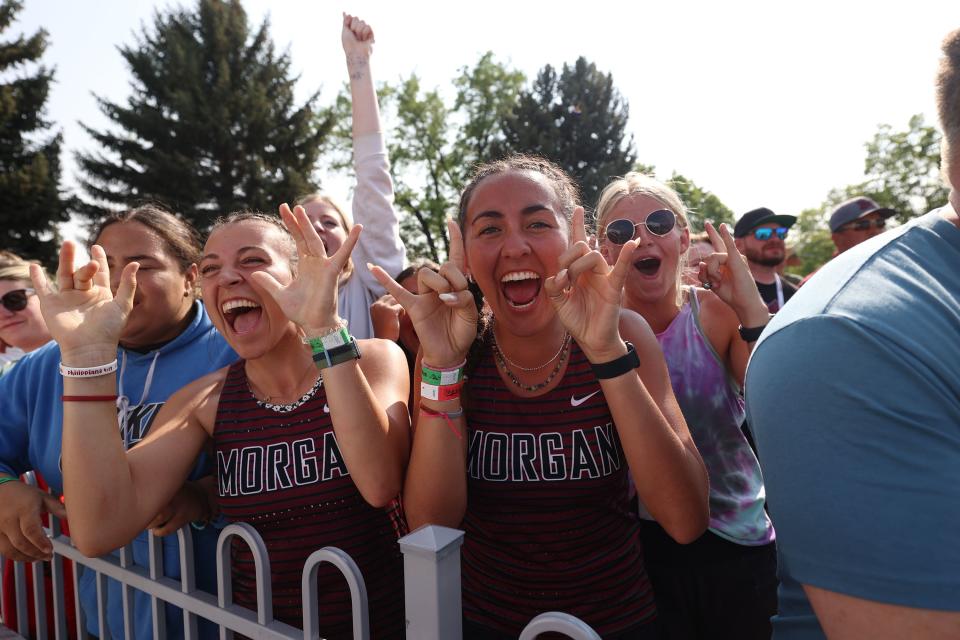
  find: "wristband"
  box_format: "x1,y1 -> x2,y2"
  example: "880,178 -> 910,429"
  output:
590,342 -> 640,380
59,359 -> 118,378
420,380 -> 462,402
420,405 -> 464,439
312,338 -> 361,370
62,395 -> 119,402
302,318 -> 349,352
738,317 -> 772,343
420,360 -> 465,401
421,364 -> 465,386
0,477 -> 18,488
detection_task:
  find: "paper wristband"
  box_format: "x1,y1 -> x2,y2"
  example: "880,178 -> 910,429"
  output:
421,367 -> 464,386
420,381 -> 462,401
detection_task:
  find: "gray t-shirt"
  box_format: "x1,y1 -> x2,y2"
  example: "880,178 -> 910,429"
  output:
746,208 -> 960,639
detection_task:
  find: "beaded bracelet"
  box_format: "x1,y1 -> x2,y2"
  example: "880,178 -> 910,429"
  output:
420,405 -> 464,440
59,359 -> 118,378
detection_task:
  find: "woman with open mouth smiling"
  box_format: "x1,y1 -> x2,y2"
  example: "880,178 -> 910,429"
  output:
373,155 -> 709,639
596,172 -> 778,640
37,203 -> 410,639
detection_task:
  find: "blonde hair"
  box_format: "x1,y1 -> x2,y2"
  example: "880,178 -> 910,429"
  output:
594,172 -> 690,307
0,261 -> 54,294
295,192 -> 355,283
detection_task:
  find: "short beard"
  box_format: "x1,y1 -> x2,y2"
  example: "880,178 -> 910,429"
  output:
751,255 -> 785,267
744,246 -> 785,268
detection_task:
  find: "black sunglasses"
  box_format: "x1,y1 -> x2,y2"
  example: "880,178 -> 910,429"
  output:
1,288 -> 35,313
753,227 -> 789,241
840,218 -> 886,232
604,209 -> 677,245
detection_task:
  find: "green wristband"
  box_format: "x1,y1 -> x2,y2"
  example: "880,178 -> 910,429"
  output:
0,476 -> 19,488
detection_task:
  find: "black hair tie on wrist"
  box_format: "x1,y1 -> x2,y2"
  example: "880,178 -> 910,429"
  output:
738,322 -> 768,343
590,342 -> 640,380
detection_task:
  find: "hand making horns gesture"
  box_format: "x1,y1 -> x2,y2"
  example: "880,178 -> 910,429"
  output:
369,219 -> 478,369
31,241 -> 137,358
543,206 -> 640,361
696,221 -> 769,321
252,203 -> 362,335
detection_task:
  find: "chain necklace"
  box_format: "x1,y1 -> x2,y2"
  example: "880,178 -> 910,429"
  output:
494,331 -> 571,372
492,335 -> 571,393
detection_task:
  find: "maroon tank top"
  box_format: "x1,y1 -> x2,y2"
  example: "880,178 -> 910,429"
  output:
461,341 -> 655,636
213,361 -> 404,639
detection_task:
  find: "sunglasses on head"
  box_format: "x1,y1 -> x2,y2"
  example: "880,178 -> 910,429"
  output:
752,227 -> 789,241
1,288 -> 35,313
840,218 -> 886,232
604,209 -> 677,245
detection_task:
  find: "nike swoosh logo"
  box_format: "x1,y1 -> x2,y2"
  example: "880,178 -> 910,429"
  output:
323,404 -> 330,414
570,390 -> 600,407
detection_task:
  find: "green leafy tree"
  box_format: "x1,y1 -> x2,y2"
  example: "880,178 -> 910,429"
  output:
497,57 -> 637,206
791,114 -> 949,275
0,0 -> 69,266
791,207 -> 835,276
327,52 -> 524,261
856,114 -> 948,222
77,0 -> 333,231
667,173 -> 734,232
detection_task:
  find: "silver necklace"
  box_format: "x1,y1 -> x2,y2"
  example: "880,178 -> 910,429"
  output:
251,375 -> 323,413
492,336 -> 570,393
493,330 -> 571,372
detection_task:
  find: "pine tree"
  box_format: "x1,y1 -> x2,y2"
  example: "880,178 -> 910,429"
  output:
77,0 -> 333,232
0,0 -> 68,266
497,57 -> 637,207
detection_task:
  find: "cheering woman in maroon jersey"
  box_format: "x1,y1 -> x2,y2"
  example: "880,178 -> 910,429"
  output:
34,205 -> 410,639
372,155 -> 709,638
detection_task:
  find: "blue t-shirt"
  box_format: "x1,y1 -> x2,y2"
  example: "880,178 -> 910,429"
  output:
745,209 -> 960,639
0,302 -> 237,639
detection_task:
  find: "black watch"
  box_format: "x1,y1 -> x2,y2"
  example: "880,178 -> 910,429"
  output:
590,342 -> 640,380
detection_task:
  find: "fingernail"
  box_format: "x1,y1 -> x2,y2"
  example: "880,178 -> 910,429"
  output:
557,269 -> 568,281
439,293 -> 457,302
366,262 -> 375,271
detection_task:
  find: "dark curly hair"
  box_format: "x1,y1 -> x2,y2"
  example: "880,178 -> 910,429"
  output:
456,154 -> 581,378
937,28 -> 960,171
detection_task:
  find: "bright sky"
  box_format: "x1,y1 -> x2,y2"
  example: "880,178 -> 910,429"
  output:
14,0 -> 960,244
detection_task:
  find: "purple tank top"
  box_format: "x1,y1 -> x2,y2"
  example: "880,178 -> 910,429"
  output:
648,288 -> 774,544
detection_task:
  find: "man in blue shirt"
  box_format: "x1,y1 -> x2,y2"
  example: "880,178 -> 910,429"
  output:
746,28 -> 960,639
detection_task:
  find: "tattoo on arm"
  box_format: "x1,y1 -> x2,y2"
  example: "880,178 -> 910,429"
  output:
346,54 -> 369,82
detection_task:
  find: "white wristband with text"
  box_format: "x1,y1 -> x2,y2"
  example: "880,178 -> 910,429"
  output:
59,359 -> 119,378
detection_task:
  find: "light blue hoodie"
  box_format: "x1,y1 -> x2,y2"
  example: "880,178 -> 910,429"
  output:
0,301 -> 237,639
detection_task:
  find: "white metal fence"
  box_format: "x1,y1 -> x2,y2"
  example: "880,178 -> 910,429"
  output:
1,507 -> 601,640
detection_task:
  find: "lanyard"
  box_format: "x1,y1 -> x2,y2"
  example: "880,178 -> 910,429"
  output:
774,274 -> 784,310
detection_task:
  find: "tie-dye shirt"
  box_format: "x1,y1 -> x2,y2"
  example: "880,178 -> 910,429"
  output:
642,287 -> 774,545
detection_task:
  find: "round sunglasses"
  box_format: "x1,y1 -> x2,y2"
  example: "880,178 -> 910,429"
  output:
604,209 -> 677,245
752,227 -> 789,241
1,288 -> 35,313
